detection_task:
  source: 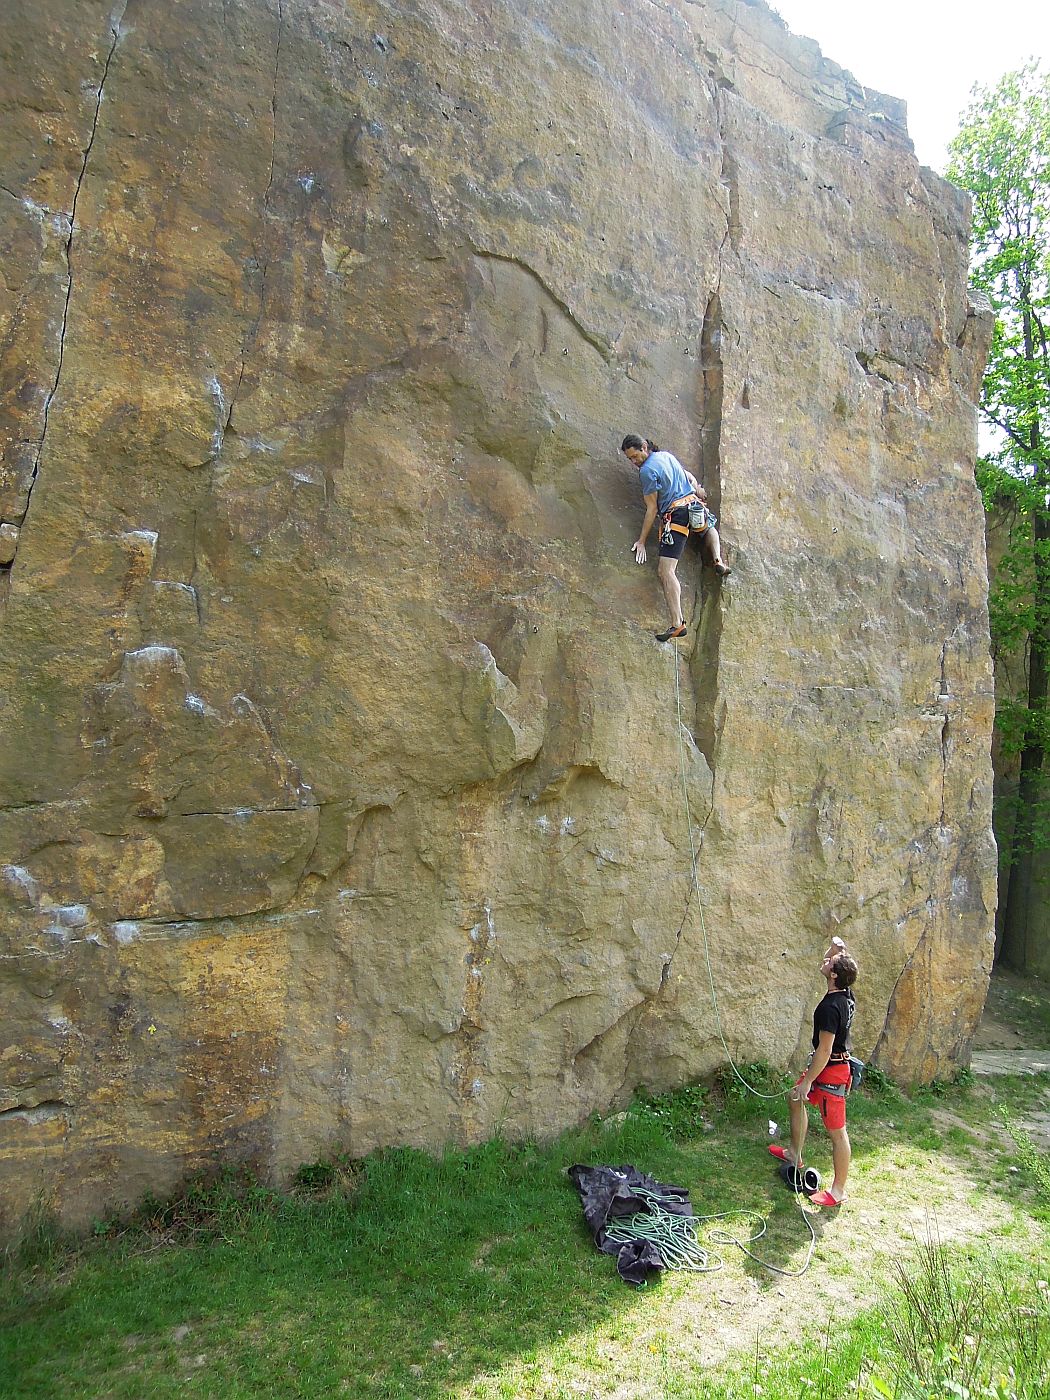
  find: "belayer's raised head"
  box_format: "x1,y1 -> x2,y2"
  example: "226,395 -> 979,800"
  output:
622,435 -> 664,464
821,936 -> 858,991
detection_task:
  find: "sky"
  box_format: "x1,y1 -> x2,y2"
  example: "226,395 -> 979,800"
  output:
767,1 -> 1050,171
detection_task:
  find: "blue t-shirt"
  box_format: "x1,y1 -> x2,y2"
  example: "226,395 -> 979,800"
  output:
638,451 -> 693,514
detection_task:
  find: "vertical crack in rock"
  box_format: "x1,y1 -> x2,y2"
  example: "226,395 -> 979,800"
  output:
720,147 -> 742,255
699,294 -> 724,508
649,285 -> 728,1009
872,908 -> 935,1074
640,280 -> 729,1038
875,949 -> 913,1059
714,81 -> 741,261
19,4 -> 128,539
265,0 -> 284,203
939,639 -> 951,828
661,881 -> 696,992
213,0 -> 283,460
703,62 -> 739,269
659,651 -> 717,994
691,292 -> 726,767
188,509 -> 202,617
616,1002 -> 659,1106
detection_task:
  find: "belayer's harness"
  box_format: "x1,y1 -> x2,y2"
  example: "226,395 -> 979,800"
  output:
813,1051 -> 865,1097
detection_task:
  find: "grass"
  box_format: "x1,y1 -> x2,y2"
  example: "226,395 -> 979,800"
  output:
2,987 -> 1050,1399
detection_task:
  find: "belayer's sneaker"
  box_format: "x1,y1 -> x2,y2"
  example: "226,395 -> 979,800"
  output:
655,623 -> 687,642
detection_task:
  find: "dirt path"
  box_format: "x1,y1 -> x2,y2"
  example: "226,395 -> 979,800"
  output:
971,968 -> 1050,1148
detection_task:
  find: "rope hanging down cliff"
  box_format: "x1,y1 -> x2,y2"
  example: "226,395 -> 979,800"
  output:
671,644 -> 780,1102
669,644 -> 818,1278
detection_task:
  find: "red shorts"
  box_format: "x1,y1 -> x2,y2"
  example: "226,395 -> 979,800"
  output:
795,1060 -> 850,1131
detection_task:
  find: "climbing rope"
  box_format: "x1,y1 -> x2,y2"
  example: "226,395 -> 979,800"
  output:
671,645 -> 780,1101
670,644 -> 818,1276
602,1189 -> 721,1272
602,1189 -> 818,1280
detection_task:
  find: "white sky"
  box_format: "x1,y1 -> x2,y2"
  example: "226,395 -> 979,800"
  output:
768,1 -> 1050,171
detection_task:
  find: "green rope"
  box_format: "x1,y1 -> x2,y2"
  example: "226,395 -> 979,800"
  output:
672,645 -> 782,1102
603,1190 -> 818,1280
603,1192 -> 721,1273
670,646 -> 819,1277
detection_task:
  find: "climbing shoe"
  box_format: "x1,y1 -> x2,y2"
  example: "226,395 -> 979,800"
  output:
655,623 -> 687,642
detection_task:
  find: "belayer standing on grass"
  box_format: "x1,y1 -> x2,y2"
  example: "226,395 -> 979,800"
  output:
769,936 -> 858,1207
621,434 -> 730,643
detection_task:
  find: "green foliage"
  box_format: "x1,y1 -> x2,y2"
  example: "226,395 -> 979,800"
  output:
1,1197 -> 66,1274
860,1239 -> 1050,1399
863,1063 -> 902,1099
918,1068 -> 978,1104
950,66 -> 1050,909
628,1081 -> 710,1140
292,1153 -> 361,1196
715,1060 -> 788,1116
1000,1105 -> 1050,1202
949,66 -> 1050,479
88,1167 -> 285,1246
293,1159 -> 337,1192
2,1070 -> 1049,1400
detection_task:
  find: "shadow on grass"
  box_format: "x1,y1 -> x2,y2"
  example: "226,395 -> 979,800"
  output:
3,1071 -> 1040,1399
0,1090 -> 863,1400
0,1112 -> 728,1399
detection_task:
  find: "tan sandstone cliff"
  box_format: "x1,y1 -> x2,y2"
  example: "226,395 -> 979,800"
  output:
0,0 -> 995,1232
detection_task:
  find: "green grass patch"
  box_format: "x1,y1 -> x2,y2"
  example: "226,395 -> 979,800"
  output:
2,1057 -> 1048,1398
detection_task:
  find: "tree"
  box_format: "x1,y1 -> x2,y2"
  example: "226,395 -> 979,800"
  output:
948,65 -> 1050,974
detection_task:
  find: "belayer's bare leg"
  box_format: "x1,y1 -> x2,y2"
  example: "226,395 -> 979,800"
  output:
827,1125 -> 850,1200
788,1089 -> 809,1168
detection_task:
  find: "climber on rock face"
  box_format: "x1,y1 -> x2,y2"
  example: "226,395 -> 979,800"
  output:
621,434 -> 730,643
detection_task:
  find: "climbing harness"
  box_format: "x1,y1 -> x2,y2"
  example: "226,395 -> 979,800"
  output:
661,492 -> 700,547
811,1048 -> 855,1097
670,644 -> 819,1277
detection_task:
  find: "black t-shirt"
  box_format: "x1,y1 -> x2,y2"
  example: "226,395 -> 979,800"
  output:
812,989 -> 855,1056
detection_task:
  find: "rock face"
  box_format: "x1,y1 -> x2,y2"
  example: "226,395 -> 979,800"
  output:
0,0 -> 995,1231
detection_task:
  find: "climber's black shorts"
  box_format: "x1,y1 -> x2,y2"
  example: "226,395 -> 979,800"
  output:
658,507 -> 691,560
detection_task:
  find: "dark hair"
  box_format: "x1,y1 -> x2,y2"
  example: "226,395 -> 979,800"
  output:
621,434 -> 660,454
831,953 -> 858,990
